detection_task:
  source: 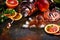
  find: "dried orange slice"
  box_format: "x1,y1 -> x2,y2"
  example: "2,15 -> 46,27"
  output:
6,0 -> 19,8
44,24 -> 59,34
11,13 -> 22,21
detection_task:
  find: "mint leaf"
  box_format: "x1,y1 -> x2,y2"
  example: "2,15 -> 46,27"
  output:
9,9 -> 15,15
4,9 -> 15,15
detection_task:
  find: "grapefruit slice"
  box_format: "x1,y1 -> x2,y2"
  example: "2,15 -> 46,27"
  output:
6,0 -> 19,8
11,13 -> 22,21
44,24 -> 59,34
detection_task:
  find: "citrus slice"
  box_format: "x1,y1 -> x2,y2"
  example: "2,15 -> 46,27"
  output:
6,0 -> 19,8
11,13 -> 22,21
4,12 -> 17,18
44,24 -> 59,34
54,26 -> 60,35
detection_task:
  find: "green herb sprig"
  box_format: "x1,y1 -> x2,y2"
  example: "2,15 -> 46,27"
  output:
4,9 -> 16,15
0,9 -> 16,23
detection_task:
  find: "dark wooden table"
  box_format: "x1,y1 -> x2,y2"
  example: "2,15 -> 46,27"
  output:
0,17 -> 60,40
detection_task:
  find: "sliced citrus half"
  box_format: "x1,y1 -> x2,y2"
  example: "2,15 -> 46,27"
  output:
11,13 -> 22,21
6,0 -> 19,8
44,24 -> 59,34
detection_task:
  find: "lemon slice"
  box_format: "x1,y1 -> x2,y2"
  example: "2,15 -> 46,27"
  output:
11,13 -> 22,21
44,24 -> 59,34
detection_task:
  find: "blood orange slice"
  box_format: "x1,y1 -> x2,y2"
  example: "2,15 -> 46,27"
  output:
6,0 -> 19,8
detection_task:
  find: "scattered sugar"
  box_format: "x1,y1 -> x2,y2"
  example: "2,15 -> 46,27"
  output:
26,21 -> 29,25
22,24 -> 28,28
29,17 -> 32,21
40,24 -> 45,28
30,25 -> 36,28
